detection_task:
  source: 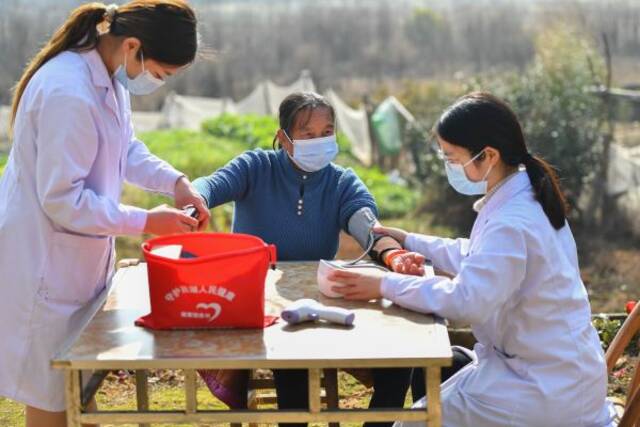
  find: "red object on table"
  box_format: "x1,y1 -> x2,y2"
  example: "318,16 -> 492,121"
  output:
136,232 -> 277,330
626,301 -> 637,315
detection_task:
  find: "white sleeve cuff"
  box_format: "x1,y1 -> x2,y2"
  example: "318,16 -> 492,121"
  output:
121,206 -> 148,235
404,233 -> 420,252
381,272 -> 404,300
158,170 -> 185,197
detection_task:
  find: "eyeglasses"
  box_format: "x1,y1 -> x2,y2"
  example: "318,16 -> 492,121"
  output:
429,139 -> 486,166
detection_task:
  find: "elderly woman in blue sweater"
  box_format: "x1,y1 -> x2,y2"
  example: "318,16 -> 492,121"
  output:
193,91 -> 423,427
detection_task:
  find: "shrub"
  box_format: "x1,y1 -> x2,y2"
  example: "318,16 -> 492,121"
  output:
403,25 -> 608,232
352,166 -> 418,219
0,153 -> 6,175
488,25 -> 606,218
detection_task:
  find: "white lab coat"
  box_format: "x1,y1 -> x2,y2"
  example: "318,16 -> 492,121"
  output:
383,172 -> 613,427
0,49 -> 182,411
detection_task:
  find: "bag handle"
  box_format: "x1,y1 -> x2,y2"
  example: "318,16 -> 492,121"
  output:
268,244 -> 277,269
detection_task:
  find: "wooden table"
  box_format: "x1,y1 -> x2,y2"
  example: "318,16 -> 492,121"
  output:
53,261 -> 451,426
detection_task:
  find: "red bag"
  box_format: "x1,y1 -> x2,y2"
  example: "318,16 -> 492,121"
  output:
136,233 -> 277,330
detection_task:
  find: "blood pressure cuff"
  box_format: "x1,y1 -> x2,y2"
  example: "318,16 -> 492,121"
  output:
347,207 -> 401,264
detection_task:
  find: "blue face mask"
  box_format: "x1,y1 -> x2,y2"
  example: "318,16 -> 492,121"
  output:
444,149 -> 493,195
285,132 -> 339,173
114,51 -> 165,95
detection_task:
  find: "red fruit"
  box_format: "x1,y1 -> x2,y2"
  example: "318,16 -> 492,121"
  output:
626,301 -> 637,314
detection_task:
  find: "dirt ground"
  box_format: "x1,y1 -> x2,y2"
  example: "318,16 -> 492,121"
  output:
577,233 -> 640,314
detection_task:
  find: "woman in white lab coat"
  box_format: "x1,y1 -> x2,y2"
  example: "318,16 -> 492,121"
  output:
0,2 -> 210,426
329,92 -> 614,426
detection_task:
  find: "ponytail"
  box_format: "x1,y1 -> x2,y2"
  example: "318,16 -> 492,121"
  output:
522,153 -> 568,230
436,92 -> 569,230
9,0 -> 198,135
9,2 -> 108,131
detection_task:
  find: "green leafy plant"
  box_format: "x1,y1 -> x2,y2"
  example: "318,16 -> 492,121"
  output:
402,25 -> 608,232
201,113 -> 279,150
202,113 -> 353,155
593,316 -> 623,351
352,166 -> 418,219
592,315 -> 640,356
0,153 -> 6,175
488,25 -> 606,218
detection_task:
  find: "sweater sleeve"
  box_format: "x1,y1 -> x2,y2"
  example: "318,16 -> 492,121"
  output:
192,150 -> 264,208
337,168 -> 378,233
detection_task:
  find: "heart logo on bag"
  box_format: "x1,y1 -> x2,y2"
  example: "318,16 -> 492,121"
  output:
196,302 -> 223,322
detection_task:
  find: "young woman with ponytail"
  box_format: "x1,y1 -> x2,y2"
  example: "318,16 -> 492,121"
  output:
328,92 -> 614,426
0,2 -> 209,425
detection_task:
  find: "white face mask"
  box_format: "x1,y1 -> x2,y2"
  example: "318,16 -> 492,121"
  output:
444,149 -> 493,195
285,132 -> 339,173
114,50 -> 165,95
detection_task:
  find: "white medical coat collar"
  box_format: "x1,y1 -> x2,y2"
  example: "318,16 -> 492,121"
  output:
80,48 -> 114,89
80,49 -> 121,124
474,170 -> 531,217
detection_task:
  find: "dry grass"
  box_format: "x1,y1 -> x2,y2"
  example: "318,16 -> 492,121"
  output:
0,369 -> 393,427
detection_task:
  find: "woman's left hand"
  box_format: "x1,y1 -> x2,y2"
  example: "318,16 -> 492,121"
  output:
328,269 -> 384,301
389,251 -> 426,276
174,176 -> 211,231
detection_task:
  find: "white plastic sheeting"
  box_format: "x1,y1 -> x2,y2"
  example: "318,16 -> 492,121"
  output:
607,144 -> 640,196
265,70 -> 316,115
234,71 -> 316,116
131,111 -> 164,133
608,144 -> 640,236
153,71 -> 373,166
235,82 -> 269,116
325,89 -> 373,166
617,186 -> 640,236
158,71 -> 316,128
0,105 -> 10,142
159,92 -> 237,130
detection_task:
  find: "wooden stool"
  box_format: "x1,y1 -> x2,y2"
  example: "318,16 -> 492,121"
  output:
229,368 -> 339,427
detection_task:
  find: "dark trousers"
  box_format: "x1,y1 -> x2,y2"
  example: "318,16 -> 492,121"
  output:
410,347 -> 473,402
273,367 -> 412,427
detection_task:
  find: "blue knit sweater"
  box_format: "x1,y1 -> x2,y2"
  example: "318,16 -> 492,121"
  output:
192,149 -> 378,261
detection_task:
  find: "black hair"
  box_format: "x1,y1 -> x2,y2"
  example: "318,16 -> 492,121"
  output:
109,0 -> 198,65
272,91 -> 336,150
435,91 -> 568,229
11,0 -> 198,130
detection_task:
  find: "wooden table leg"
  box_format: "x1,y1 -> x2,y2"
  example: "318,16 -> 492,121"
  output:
135,370 -> 150,427
65,370 -> 81,427
185,369 -> 197,414
426,367 -> 442,427
324,368 -> 340,427
308,368 -> 322,415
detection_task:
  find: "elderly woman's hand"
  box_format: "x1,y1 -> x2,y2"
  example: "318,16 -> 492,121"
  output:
388,251 -> 426,276
372,225 -> 409,246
